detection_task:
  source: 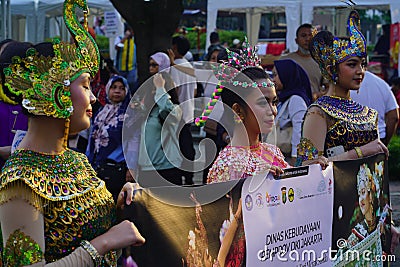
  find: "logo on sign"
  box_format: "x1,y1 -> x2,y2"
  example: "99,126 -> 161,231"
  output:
288,188 -> 295,202
245,194 -> 253,211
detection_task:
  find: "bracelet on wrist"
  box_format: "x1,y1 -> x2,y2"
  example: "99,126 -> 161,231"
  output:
354,147 -> 363,158
80,240 -> 103,266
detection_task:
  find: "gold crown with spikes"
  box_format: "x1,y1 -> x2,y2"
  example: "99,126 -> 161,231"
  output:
2,0 -> 99,118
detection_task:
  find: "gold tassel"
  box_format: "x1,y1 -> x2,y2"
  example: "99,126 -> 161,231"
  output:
63,118 -> 70,149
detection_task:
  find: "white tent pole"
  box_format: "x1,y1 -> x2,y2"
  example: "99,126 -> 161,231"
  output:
285,1 -> 301,53
1,0 -> 4,40
246,8 -> 261,46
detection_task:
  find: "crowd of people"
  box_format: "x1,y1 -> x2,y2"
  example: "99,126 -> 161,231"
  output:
0,0 -> 399,266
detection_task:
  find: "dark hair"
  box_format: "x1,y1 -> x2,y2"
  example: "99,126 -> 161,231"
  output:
216,48 -> 241,63
172,35 -> 190,56
0,41 -> 35,106
296,23 -> 313,37
210,32 -> 220,43
0,39 -> 13,50
206,45 -> 223,61
391,76 -> 400,87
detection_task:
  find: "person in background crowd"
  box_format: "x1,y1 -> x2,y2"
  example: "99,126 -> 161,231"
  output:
350,70 -> 399,146
391,77 -> 400,108
114,23 -> 138,94
280,23 -> 324,101
136,52 -> 183,187
87,75 -> 132,202
170,35 -> 197,185
271,59 -> 312,165
391,76 -> 400,134
374,24 -> 391,57
231,38 -> 242,49
0,1 -> 144,265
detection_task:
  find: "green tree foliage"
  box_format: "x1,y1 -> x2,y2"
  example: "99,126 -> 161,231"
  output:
388,134 -> 400,180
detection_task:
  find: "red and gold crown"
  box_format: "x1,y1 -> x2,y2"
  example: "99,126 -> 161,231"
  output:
2,0 -> 99,118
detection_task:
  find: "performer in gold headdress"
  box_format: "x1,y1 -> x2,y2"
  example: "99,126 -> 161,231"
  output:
297,10 -> 388,164
0,0 -> 144,266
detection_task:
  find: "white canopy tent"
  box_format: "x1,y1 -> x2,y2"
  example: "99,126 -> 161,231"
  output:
207,0 -> 400,52
0,0 -> 116,43
207,0 -> 301,52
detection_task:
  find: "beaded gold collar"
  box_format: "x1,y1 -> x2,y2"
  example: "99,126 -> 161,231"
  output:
312,95 -> 377,125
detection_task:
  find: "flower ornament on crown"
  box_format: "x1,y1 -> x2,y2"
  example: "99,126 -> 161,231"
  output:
195,37 -> 274,126
2,0 -> 99,119
310,10 -> 366,83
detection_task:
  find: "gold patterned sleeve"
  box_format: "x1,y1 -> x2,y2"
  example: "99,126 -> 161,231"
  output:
0,197 -> 94,267
296,106 -> 327,166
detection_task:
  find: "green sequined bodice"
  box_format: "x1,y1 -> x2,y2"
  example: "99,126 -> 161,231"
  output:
0,149 -> 116,263
313,96 -> 378,154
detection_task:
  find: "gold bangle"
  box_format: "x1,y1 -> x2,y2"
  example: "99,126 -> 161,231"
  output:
354,147 -> 363,158
80,240 -> 103,266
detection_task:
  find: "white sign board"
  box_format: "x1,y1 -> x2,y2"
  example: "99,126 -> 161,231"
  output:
104,11 -> 120,38
242,164 -> 334,267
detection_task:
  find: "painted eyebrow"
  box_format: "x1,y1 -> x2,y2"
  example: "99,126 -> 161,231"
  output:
346,59 -> 360,63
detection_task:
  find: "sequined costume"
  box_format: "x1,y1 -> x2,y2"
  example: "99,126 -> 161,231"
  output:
297,95 -> 378,163
0,149 -> 117,266
206,143 -> 288,266
207,143 -> 289,184
0,0 -> 120,265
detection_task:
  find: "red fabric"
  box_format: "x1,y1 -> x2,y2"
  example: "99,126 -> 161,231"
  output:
266,43 -> 286,56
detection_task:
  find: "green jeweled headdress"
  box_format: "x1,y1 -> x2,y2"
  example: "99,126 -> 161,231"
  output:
2,0 -> 100,118
310,10 -> 366,83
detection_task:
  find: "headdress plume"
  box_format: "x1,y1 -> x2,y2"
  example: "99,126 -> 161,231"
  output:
2,0 -> 100,119
195,37 -> 274,126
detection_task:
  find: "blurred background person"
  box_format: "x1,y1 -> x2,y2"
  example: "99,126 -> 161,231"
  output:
170,35 -> 196,185
280,23 -> 324,101
87,75 -> 132,202
114,23 -> 138,94
137,52 -> 183,186
271,59 -> 312,165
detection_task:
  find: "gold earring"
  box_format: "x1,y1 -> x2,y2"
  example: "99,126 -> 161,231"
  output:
234,113 -> 244,124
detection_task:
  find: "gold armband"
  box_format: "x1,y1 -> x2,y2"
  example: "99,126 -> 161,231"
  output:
354,147 -> 363,158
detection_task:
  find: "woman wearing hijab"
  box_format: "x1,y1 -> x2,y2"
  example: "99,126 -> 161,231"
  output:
87,75 -> 132,202
131,52 -> 183,187
271,59 -> 312,164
